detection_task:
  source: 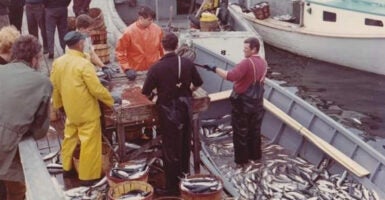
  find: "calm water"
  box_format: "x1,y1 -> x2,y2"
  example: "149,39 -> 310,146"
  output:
264,44 -> 385,152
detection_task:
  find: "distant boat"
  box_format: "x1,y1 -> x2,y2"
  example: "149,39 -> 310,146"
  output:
232,0 -> 385,75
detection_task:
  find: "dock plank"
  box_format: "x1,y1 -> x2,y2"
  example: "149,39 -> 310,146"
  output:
19,137 -> 65,200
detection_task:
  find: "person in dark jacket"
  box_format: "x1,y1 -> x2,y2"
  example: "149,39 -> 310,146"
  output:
73,0 -> 91,17
44,0 -> 71,59
8,0 -> 25,31
0,0 -> 10,29
0,35 -> 52,200
142,32 -> 203,195
26,0 -> 48,54
203,37 -> 267,165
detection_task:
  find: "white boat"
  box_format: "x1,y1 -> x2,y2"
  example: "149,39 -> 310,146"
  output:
231,0 -> 385,75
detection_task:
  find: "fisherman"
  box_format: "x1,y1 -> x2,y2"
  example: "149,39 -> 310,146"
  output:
142,32 -> 203,195
203,37 -> 267,165
115,5 -> 163,81
50,31 -> 119,186
0,35 -> 52,200
75,14 -> 114,80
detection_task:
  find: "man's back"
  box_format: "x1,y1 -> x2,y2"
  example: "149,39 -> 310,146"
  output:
142,53 -> 203,105
0,62 -> 51,130
0,62 -> 51,180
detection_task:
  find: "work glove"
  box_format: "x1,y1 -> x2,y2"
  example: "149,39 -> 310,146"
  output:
203,65 -> 216,73
101,66 -> 114,81
125,69 -> 137,81
112,95 -> 122,105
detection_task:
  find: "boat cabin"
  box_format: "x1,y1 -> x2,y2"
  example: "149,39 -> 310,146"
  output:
304,0 -> 385,35
242,0 -> 385,35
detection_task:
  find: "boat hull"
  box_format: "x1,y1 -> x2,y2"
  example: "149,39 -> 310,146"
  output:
239,13 -> 385,75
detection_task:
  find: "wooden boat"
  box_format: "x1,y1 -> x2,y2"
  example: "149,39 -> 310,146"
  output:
189,31 -> 385,198
231,0 -> 385,75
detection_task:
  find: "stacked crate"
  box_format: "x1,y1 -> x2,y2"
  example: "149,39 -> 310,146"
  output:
88,8 -> 110,64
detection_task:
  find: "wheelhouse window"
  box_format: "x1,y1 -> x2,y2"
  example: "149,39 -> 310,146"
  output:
365,18 -> 383,27
323,11 -> 336,22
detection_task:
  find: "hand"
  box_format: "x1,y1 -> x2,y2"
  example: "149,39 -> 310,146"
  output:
112,95 -> 122,105
125,69 -> 137,81
101,66 -> 114,81
203,65 -> 216,72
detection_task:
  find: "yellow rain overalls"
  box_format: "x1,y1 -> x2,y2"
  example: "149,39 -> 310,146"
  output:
50,49 -> 113,180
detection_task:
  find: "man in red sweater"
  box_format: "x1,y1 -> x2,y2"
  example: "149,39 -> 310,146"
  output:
204,37 -> 268,165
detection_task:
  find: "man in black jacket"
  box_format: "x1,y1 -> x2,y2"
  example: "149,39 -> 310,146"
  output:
142,32 -> 203,195
0,0 -> 10,29
44,0 -> 71,59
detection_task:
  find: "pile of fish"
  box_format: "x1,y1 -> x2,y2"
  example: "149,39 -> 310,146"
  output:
200,115 -> 233,140
215,144 -> 379,200
110,162 -> 149,180
180,176 -> 222,194
64,176 -> 108,200
116,189 -> 151,200
199,118 -> 380,200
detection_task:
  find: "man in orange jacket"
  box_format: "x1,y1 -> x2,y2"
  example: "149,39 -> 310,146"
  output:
115,6 -> 163,81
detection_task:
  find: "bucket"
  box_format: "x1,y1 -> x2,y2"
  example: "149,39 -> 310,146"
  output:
93,44 -> 110,64
107,161 -> 149,187
200,12 -> 219,32
90,30 -> 107,44
73,143 -> 112,175
180,174 -> 223,200
88,7 -> 105,31
108,181 -> 153,200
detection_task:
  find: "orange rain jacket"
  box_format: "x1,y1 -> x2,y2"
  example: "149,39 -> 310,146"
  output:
115,22 -> 164,72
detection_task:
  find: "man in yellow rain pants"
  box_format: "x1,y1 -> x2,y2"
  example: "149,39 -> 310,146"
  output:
50,31 -> 118,186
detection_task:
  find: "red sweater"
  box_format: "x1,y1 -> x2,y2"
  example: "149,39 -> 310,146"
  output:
226,55 -> 267,94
